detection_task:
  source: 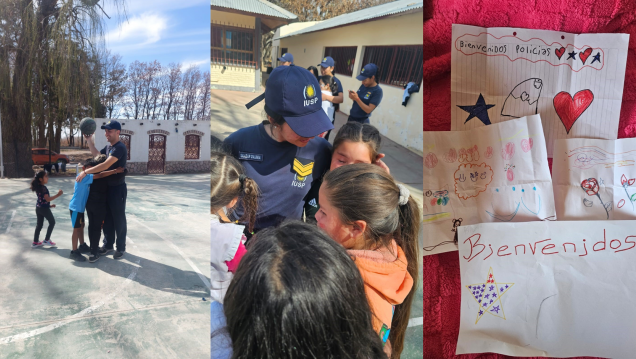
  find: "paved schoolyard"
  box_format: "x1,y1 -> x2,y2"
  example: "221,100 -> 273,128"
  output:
0,174 -> 210,359
212,88 -> 423,357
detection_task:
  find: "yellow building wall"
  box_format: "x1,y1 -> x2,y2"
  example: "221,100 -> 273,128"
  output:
211,11 -> 255,28
211,10 -> 257,90
279,12 -> 423,153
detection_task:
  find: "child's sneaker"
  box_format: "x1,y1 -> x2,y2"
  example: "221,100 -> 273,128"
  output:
42,240 -> 57,247
78,243 -> 90,253
88,253 -> 100,263
32,241 -> 43,248
69,250 -> 86,262
99,246 -> 114,255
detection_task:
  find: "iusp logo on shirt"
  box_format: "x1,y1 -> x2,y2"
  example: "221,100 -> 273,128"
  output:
291,157 -> 314,188
364,92 -> 372,99
303,84 -> 318,107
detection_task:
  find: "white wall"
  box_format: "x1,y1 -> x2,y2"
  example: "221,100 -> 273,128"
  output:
277,12 -> 423,153
93,119 -> 211,162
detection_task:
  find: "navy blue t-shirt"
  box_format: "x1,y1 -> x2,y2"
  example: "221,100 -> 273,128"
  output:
100,141 -> 127,186
223,123 -> 332,230
350,84 -> 383,118
332,76 -> 344,114
36,186 -> 50,208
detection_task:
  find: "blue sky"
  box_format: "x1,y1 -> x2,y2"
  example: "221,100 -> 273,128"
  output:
102,0 -> 210,73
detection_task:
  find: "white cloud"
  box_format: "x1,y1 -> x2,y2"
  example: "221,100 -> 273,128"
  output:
180,59 -> 209,71
105,12 -> 168,47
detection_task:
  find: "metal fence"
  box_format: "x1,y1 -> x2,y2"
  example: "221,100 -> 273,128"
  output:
324,46 -> 358,77
211,25 -> 256,68
361,45 -> 423,88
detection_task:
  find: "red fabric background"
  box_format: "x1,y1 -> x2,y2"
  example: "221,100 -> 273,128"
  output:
422,0 -> 636,357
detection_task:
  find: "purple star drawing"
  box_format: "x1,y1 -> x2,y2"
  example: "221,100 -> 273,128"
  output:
490,299 -> 493,304
482,284 -> 485,288
479,310 -> 484,316
478,299 -> 481,303
483,303 -> 487,307
485,294 -> 490,299
491,305 -> 500,314
500,287 -> 504,292
468,286 -> 472,289
492,293 -> 497,298
489,285 -> 494,291
505,285 -> 509,288
466,267 -> 515,324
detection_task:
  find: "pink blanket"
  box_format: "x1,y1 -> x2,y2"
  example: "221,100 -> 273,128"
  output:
423,0 -> 636,357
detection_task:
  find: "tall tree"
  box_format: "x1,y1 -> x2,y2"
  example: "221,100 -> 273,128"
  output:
0,0 -> 125,177
99,51 -> 127,119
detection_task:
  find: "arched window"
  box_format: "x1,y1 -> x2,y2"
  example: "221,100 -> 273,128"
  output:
119,134 -> 131,160
185,134 -> 200,160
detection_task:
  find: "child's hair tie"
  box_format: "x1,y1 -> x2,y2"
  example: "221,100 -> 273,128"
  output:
397,184 -> 409,206
239,174 -> 247,189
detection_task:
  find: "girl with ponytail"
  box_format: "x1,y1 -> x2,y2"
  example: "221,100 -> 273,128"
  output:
210,151 -> 260,303
316,163 -> 420,358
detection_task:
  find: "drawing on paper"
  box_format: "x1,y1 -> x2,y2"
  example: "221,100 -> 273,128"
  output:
484,146 -> 493,159
501,78 -> 543,118
501,142 -> 515,160
443,148 -> 458,163
485,186 -> 541,221
566,146 -> 636,170
454,163 -> 494,199
466,267 -> 514,324
457,93 -> 495,126
520,138 -> 533,152
620,174 -> 636,210
583,198 -> 593,207
579,48 -> 593,64
553,90 -> 594,134
581,178 -> 612,219
425,152 -> 438,169
504,164 -> 515,181
555,47 -> 565,60
459,145 -> 480,162
424,188 -> 453,223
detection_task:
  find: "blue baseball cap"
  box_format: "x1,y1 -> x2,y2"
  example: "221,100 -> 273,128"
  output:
356,63 -> 378,81
318,56 -> 335,68
278,53 -> 294,63
257,65 -> 333,138
101,120 -> 121,131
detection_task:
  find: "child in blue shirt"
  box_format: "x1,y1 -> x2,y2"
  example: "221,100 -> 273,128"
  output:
69,155 -> 123,262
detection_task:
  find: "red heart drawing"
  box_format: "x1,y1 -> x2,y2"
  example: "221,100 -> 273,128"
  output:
579,48 -> 593,64
553,90 -> 594,134
520,138 -> 533,152
555,47 -> 565,60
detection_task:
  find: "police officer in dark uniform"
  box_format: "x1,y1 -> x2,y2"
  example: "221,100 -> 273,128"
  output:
224,65 -> 334,240
348,63 -> 383,124
318,56 -> 344,140
80,120 -> 128,259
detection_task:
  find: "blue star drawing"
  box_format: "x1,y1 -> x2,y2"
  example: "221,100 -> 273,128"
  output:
465,267 -> 514,324
567,51 -> 576,60
591,52 -> 601,64
457,93 -> 495,126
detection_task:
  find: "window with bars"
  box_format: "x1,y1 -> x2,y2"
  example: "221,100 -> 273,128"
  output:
361,45 -> 423,88
119,134 -> 131,160
184,135 -> 200,160
211,25 -> 256,68
324,47 -> 357,77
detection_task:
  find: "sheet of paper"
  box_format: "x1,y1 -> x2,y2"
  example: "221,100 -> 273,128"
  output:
456,220 -> 636,358
423,115 -> 556,255
451,24 -> 629,157
552,138 -> 636,220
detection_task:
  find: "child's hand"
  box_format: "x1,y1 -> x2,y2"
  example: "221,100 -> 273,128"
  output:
57,189 -> 63,196
373,154 -> 390,175
51,204 -> 56,208
115,167 -> 125,173
76,171 -> 86,182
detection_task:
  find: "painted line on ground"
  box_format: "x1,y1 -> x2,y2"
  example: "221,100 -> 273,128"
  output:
131,215 -> 210,290
408,317 -> 423,327
0,259 -> 140,344
5,210 -> 16,234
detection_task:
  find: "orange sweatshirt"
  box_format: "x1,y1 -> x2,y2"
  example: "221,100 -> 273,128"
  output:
348,240 -> 413,339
